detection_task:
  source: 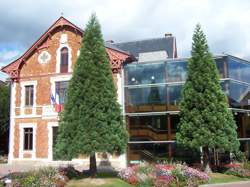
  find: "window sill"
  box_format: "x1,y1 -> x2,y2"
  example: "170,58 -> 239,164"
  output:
23,150 -> 33,152
24,106 -> 34,108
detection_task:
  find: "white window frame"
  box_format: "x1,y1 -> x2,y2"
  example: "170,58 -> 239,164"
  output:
20,80 -> 37,116
47,122 -> 59,161
19,123 -> 37,159
56,34 -> 72,73
50,74 -> 72,102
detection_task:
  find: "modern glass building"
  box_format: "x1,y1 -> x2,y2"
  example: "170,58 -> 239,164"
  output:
123,54 -> 250,164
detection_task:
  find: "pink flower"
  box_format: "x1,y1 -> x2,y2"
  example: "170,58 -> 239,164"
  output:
183,166 -> 209,181
155,164 -> 175,171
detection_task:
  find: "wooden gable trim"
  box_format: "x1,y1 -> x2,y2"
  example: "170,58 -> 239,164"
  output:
1,17 -> 132,79
1,17 -> 83,79
106,48 -> 130,73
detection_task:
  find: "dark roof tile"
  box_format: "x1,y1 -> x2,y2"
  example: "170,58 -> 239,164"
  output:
114,37 -> 176,58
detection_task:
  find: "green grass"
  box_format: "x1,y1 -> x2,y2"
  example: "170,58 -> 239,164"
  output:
66,178 -> 132,187
66,171 -> 132,187
209,173 -> 250,184
66,172 -> 250,187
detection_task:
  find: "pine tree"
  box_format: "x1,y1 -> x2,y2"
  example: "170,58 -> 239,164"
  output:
176,24 -> 239,170
55,14 -> 128,176
0,83 -> 9,154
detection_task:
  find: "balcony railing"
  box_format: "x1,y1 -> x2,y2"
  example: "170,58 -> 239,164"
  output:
42,105 -> 58,117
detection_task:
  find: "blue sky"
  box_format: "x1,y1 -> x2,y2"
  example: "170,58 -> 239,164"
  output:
1,0 -> 250,80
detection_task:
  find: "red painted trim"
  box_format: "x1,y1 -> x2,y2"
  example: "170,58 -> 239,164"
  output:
1,16 -> 131,79
1,16 -> 83,77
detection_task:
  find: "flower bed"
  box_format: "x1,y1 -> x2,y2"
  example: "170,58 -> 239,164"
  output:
0,166 -> 80,187
119,163 -> 210,187
223,163 -> 250,178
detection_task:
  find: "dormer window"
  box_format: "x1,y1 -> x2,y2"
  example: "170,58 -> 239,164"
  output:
60,47 -> 68,73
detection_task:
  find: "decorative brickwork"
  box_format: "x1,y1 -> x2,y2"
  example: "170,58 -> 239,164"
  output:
2,17 -> 130,164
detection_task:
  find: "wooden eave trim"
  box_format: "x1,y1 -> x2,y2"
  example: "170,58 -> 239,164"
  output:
1,17 -> 84,74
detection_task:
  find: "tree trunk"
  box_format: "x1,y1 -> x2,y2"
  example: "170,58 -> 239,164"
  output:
203,147 -> 212,173
89,153 -> 97,177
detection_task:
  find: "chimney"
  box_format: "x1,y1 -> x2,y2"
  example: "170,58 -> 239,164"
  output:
165,33 -> 172,37
106,40 -> 114,43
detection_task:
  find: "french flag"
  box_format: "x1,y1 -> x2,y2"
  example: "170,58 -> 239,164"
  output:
50,91 -> 61,112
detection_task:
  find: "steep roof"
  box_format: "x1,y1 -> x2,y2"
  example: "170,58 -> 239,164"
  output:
114,36 -> 177,58
104,41 -> 129,54
1,17 -> 131,79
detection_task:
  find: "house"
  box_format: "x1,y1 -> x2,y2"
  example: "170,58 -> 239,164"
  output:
2,17 -> 249,167
0,17 -> 133,167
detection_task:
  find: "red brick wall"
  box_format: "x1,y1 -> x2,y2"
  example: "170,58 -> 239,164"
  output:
13,26 -> 119,159
14,27 -> 82,159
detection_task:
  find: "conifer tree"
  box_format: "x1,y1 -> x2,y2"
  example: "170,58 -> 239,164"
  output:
55,14 -> 128,176
176,24 -> 239,171
0,83 -> 9,154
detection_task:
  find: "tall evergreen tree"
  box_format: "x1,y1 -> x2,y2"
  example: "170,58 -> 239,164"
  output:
55,14 -> 128,176
176,24 -> 239,170
0,83 -> 9,154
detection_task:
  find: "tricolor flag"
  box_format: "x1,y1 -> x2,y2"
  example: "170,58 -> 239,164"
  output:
50,91 -> 61,112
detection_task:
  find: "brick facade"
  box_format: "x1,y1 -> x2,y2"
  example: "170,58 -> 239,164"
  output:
2,17 -> 129,167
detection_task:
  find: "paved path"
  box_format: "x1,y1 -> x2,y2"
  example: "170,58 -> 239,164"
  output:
200,181 -> 250,187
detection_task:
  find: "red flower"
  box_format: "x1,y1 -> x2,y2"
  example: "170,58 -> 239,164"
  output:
224,163 -> 241,168
127,175 -> 138,185
155,164 -> 175,171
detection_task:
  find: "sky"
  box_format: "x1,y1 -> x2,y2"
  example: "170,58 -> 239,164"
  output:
1,0 -> 250,80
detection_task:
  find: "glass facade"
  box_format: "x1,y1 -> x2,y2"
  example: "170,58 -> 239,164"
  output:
124,55 -> 250,164
166,61 -> 187,82
124,62 -> 165,85
228,56 -> 250,83
128,115 -> 168,141
229,81 -> 250,109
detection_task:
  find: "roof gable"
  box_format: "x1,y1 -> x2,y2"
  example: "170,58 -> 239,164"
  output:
1,17 -> 131,79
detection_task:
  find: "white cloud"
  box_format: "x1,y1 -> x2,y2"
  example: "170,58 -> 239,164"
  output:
0,50 -> 20,61
0,49 -> 21,66
0,0 -> 250,60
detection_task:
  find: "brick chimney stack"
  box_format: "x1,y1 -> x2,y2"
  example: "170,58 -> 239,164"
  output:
165,33 -> 172,37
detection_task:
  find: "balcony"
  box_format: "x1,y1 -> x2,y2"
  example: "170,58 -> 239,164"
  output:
42,105 -> 58,118
130,126 -> 168,141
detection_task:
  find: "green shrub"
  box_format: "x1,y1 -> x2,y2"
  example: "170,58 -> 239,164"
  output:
21,174 -> 40,187
171,165 -> 187,186
59,165 -> 80,179
225,167 -> 250,178
234,151 -> 245,162
136,178 -> 154,187
5,166 -> 72,187
243,162 -> 250,170
0,181 -> 4,187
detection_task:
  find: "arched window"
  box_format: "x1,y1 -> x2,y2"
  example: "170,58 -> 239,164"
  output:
60,47 -> 68,73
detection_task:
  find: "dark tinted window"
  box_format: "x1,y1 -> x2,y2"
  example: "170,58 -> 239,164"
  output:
24,128 -> 33,150
60,47 -> 69,73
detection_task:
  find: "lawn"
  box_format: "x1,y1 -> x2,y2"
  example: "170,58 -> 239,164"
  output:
66,171 -> 132,187
66,172 -> 250,187
66,178 -> 132,187
209,173 -> 250,184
